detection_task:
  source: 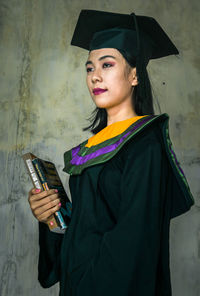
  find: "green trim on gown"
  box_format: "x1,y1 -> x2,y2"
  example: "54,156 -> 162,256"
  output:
38,112 -> 195,296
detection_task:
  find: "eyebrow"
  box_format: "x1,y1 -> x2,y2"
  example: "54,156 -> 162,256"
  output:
85,55 -> 116,66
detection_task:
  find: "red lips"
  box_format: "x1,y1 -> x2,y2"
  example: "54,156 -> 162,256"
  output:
93,88 -> 107,95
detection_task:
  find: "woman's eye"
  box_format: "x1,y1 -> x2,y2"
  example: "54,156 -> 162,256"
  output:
86,67 -> 93,73
86,62 -> 114,72
103,62 -> 113,68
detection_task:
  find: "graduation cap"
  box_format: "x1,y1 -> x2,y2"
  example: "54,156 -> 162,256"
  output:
71,10 -> 178,60
71,10 -> 179,113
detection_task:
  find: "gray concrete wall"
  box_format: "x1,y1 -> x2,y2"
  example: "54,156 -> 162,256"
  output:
0,0 -> 199,295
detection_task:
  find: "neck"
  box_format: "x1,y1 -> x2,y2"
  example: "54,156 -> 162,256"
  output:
106,108 -> 138,126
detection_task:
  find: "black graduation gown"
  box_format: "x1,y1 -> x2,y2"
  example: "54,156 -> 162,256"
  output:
38,113 -> 194,296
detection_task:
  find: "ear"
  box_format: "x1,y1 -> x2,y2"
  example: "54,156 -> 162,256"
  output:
131,67 -> 138,86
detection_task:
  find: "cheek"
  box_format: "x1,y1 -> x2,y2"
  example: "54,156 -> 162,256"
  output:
86,76 -> 96,100
108,67 -> 126,81
110,72 -> 130,91
86,75 -> 89,86
86,76 -> 91,91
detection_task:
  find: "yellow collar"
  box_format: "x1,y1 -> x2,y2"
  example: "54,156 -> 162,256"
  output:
85,115 -> 148,148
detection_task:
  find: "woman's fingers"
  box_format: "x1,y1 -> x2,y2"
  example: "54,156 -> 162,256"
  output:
28,188 -> 61,223
37,203 -> 62,223
29,188 -> 58,202
33,197 -> 61,216
30,192 -> 59,210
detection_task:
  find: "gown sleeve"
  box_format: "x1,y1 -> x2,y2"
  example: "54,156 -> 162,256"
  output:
38,221 -> 64,288
73,136 -> 171,296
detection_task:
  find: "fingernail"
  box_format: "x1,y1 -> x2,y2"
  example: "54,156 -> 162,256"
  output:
35,188 -> 41,193
50,221 -> 54,226
59,202 -> 61,207
55,189 -> 58,193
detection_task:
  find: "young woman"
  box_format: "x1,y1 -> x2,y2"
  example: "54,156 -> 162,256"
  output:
28,10 -> 194,296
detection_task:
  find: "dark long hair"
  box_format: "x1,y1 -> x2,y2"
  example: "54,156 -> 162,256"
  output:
82,49 -> 159,134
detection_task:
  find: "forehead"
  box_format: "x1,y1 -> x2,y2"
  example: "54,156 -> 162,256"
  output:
87,48 -> 123,60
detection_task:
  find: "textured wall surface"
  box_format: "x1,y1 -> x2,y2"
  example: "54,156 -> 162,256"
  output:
0,0 -> 199,295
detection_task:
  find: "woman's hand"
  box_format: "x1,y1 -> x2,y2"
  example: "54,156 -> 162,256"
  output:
28,188 -> 61,224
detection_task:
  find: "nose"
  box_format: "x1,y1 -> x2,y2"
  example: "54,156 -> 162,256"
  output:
91,69 -> 103,83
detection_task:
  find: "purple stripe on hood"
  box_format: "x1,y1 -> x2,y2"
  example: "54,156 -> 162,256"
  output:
71,116 -> 153,165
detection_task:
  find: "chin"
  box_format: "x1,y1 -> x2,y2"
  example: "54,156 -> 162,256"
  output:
92,97 -> 114,109
94,101 -> 112,109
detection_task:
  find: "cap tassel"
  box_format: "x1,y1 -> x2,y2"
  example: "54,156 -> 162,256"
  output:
130,12 -> 153,115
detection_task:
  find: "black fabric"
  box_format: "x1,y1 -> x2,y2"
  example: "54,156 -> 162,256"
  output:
38,121 -> 194,295
38,222 -> 64,287
71,9 -> 179,60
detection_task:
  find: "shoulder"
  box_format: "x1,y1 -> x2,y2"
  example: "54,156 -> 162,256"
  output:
63,113 -> 169,175
106,113 -> 169,173
118,114 -> 167,157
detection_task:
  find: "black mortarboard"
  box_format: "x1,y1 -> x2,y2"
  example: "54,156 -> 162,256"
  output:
71,9 -> 178,62
71,10 -> 179,113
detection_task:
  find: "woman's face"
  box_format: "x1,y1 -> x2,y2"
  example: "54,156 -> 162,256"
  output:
85,48 -> 138,110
